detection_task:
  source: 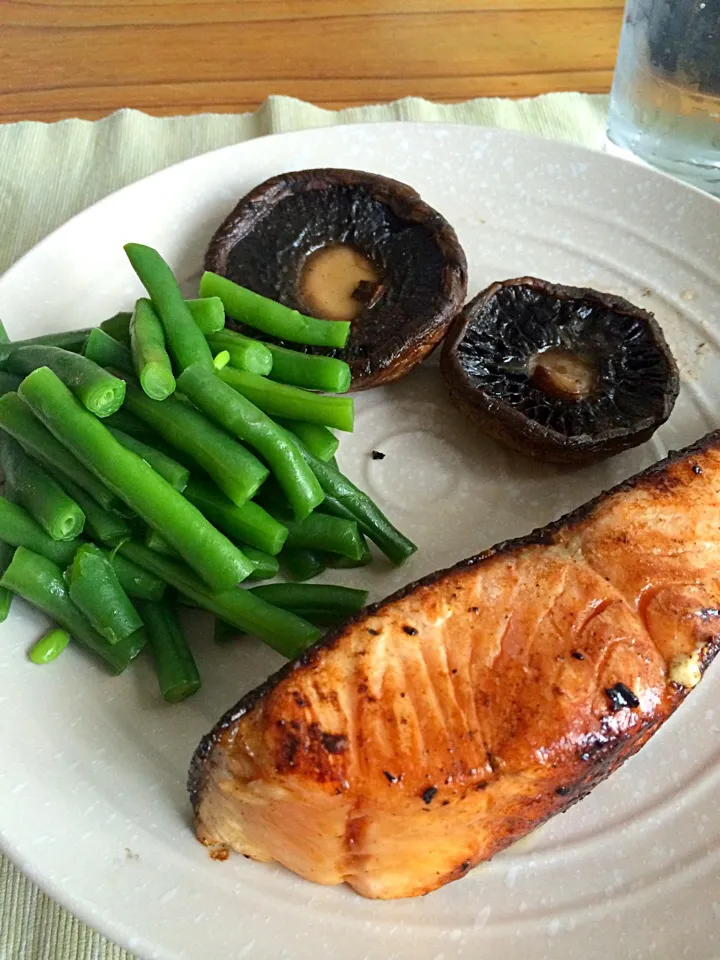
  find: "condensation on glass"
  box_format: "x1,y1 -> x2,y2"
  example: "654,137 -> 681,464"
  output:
607,0 -> 720,196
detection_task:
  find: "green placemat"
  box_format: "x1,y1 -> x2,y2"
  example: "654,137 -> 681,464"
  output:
0,91 -> 608,960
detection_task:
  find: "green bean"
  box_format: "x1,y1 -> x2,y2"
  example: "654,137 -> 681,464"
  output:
213,350 -> 230,370
213,603 -> 332,636
295,443 -> 417,566
0,329 -> 91,355
6,348 -> 125,417
84,327 -> 134,374
139,599 -> 201,702
325,532 -> 373,568
218,366 -> 353,432
277,420 -> 338,462
199,272 -> 350,348
321,491 -> 377,535
253,474 -> 293,516
251,582 -> 368,615
281,513 -> 365,560
65,543 -> 143,644
103,408 -> 155,442
119,376 -> 267,507
212,349 -> 230,371
266,343 -> 351,393
130,297 -> 176,400
107,551 -> 165,601
108,428 -> 189,492
0,372 -> 22,397
57,477 -> 130,543
177,364 -> 324,521
0,392 -> 120,511
0,431 -> 85,541
186,297 -> 225,335
145,529 -> 177,557
183,479 -> 287,556
0,494 -> 79,566
19,367 -> 254,590
244,547 -> 280,581
29,627 -> 71,664
100,312 -> 133,344
281,547 -> 326,582
0,547 -> 146,673
102,301 -> 224,342
124,244 -> 213,372
206,331 -> 273,376
118,541 -> 321,658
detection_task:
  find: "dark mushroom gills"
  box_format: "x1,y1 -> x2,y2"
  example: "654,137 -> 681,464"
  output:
440,277 -> 680,464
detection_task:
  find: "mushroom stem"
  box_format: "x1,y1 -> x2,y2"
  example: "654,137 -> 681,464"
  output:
530,348 -> 597,400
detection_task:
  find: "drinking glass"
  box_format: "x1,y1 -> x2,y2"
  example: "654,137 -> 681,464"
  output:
607,0 -> 720,196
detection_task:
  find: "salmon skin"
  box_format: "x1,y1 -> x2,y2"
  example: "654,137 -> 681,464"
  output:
190,432 -> 720,899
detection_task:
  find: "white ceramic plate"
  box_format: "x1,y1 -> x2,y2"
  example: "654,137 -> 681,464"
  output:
1,123 -> 720,960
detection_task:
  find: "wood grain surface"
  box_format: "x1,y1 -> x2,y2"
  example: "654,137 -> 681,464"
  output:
0,0 -> 624,122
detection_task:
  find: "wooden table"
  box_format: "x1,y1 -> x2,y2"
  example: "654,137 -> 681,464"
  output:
0,0 -> 624,123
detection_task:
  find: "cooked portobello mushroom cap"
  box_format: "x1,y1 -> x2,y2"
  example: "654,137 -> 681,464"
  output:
440,277 -> 680,464
205,169 -> 468,390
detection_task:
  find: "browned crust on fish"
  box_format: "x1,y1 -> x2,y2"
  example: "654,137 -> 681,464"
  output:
189,430 -> 720,898
190,429 -> 718,803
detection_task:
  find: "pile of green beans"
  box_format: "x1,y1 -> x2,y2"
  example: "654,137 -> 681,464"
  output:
0,242 -> 417,703
19,367 -> 255,591
177,364 -> 324,521
119,375 -> 269,507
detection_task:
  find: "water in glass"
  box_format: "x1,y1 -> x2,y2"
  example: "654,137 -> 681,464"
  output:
607,0 -> 720,196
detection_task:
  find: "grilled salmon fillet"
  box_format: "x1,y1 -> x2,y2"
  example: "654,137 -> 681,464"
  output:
190,433 -> 720,899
